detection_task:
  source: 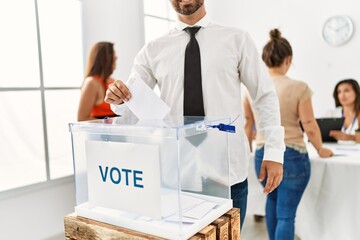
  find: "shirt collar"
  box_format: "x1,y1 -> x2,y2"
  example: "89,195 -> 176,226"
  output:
175,14 -> 210,31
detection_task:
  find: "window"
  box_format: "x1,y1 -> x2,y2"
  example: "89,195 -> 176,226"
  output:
0,0 -> 40,88
143,0 -> 176,43
0,0 -> 82,192
37,0 -> 83,179
0,92 -> 46,191
143,0 -> 175,95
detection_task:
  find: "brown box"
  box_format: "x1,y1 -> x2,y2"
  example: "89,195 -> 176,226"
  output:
223,208 -> 240,240
211,216 -> 229,239
64,208 -> 241,240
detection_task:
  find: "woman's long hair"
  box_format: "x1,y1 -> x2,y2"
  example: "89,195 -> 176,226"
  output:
85,42 -> 115,83
333,79 -> 360,116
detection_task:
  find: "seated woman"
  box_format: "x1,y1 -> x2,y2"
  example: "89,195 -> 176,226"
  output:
77,42 -> 118,121
328,79 -> 360,141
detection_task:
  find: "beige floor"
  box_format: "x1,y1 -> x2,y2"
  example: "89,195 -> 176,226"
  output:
241,215 -> 300,240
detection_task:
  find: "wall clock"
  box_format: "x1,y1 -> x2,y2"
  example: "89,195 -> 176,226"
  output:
322,15 -> 354,46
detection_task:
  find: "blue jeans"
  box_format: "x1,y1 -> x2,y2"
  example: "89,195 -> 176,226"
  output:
255,147 -> 310,240
231,178 -> 248,230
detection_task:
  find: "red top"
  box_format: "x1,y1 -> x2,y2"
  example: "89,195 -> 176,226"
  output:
90,76 -> 117,118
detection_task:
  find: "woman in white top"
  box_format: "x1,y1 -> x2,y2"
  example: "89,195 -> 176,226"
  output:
329,79 -> 360,140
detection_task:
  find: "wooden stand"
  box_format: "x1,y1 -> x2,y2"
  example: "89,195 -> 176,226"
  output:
223,208 -> 241,240
211,216 -> 230,240
64,208 -> 240,240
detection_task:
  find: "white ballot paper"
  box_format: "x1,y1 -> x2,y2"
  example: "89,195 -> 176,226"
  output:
125,78 -> 170,120
325,142 -> 360,156
182,201 -> 217,220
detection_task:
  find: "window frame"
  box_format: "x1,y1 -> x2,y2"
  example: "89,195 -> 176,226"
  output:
0,0 -> 82,196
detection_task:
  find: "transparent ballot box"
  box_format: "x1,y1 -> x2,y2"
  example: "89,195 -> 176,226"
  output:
69,116 -> 232,239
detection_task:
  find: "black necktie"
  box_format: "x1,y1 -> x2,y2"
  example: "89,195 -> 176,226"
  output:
183,27 -> 205,116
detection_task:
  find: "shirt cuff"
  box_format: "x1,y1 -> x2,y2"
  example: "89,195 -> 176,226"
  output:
263,148 -> 284,164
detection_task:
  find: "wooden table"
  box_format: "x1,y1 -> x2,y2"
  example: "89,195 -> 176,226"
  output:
64,208 -> 240,240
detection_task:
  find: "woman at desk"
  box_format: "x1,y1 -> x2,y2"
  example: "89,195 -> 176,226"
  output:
328,79 -> 360,141
243,29 -> 333,240
77,42 -> 118,121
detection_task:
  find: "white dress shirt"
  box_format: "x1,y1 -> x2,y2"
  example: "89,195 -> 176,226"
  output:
112,15 -> 285,185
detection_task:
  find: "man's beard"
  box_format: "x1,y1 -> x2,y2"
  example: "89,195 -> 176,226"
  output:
172,0 -> 203,15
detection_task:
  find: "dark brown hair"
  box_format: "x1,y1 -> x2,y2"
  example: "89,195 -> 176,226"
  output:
333,79 -> 360,116
85,42 -> 115,83
262,29 -> 292,68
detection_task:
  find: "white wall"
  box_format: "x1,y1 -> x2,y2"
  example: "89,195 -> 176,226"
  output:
206,0 -> 360,116
81,0 -> 145,81
2,1 -> 357,239
0,179 -> 75,240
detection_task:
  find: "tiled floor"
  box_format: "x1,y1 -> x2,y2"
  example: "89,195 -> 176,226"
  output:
241,215 -> 301,240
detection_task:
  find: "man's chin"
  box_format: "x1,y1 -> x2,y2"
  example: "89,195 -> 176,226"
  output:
178,6 -> 197,15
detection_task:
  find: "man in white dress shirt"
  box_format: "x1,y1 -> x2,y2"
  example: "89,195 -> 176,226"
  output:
105,0 -> 285,228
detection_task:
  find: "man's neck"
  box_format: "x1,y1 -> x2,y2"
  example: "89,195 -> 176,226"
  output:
178,6 -> 206,25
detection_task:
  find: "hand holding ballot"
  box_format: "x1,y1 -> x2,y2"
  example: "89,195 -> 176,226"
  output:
105,79 -> 170,120
105,80 -> 132,104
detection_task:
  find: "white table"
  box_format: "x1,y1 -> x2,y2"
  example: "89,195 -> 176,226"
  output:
247,143 -> 360,240
247,152 -> 266,216
295,143 -> 360,240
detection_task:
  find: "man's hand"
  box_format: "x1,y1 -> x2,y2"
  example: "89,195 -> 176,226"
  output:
258,160 -> 283,194
104,80 -> 131,104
